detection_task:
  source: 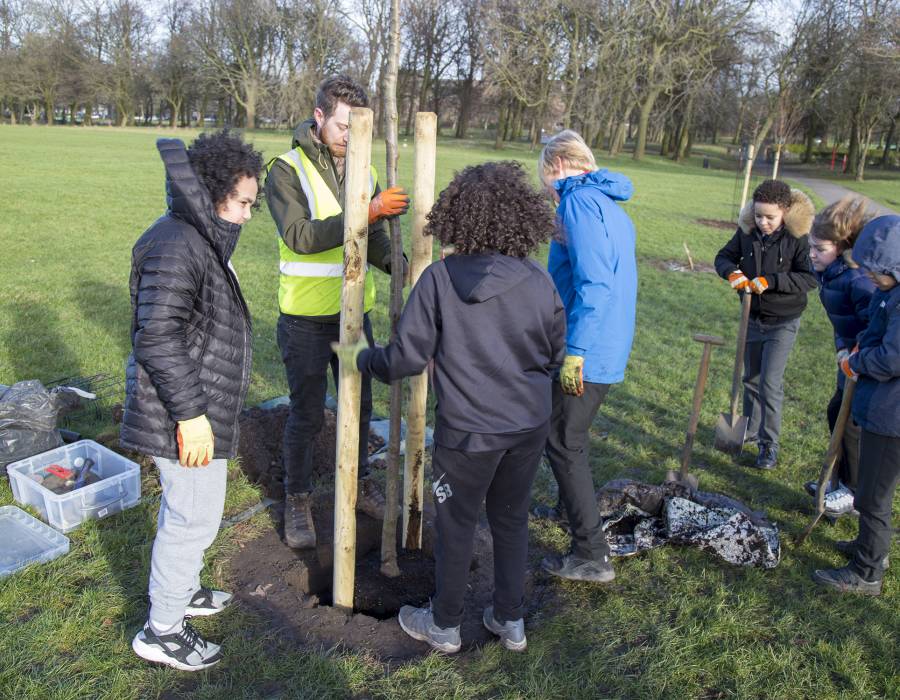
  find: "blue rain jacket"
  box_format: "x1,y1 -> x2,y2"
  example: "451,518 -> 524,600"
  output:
548,169 -> 637,384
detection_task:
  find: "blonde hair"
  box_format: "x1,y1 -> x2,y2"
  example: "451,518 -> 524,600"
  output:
539,129 -> 596,179
811,196 -> 875,249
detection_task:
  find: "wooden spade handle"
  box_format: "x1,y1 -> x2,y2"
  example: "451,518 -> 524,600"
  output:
729,292 -> 752,418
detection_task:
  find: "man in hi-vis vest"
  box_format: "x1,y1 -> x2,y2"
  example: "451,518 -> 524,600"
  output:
265,74 -> 409,549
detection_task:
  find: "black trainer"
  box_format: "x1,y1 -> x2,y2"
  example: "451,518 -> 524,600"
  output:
542,552 -> 615,583
812,565 -> 882,596
834,540 -> 889,569
132,618 -> 223,671
185,586 -> 233,617
753,444 -> 778,470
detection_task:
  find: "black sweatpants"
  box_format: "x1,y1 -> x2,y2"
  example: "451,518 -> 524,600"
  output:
277,313 -> 375,495
851,429 -> 900,582
545,381 -> 611,561
431,424 -> 548,629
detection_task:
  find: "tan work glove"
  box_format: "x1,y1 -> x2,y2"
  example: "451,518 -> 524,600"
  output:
176,415 -> 214,467
560,355 -> 585,397
331,337 -> 369,371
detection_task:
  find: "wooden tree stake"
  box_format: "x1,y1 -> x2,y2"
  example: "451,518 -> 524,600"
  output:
403,112 -> 437,549
739,143 -> 755,211
333,106 -> 373,612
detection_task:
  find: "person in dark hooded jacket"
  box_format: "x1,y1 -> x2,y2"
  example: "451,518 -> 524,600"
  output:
123,130 -> 263,671
334,161 -> 565,653
814,215 -> 900,596
715,179 -> 817,469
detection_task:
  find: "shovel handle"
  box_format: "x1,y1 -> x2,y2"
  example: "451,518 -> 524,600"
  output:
729,292 -> 752,418
681,341 -> 716,474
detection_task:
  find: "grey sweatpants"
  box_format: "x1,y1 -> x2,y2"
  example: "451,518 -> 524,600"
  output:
148,456 -> 228,628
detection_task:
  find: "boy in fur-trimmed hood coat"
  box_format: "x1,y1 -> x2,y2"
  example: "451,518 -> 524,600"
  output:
715,180 -> 818,469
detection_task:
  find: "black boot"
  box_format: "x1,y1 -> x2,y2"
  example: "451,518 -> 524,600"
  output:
753,443 -> 778,470
284,492 -> 316,549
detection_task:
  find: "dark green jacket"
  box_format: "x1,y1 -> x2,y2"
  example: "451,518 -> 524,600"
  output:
264,119 -> 394,318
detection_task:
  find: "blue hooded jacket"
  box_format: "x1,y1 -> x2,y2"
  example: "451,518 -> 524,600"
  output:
815,256 -> 876,351
548,169 -> 637,384
849,215 -> 900,437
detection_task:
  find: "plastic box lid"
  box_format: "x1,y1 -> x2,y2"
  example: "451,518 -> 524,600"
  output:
0,505 -> 70,577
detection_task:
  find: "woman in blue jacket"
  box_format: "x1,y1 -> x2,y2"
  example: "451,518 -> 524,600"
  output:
536,130 -> 638,583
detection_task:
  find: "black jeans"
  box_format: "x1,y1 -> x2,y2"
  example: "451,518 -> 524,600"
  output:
545,381 -> 611,561
851,429 -> 900,582
277,313 -> 374,495
431,424 -> 548,629
743,316 -> 800,448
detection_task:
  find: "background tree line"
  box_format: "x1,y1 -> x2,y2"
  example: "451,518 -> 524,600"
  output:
1,0 -> 897,177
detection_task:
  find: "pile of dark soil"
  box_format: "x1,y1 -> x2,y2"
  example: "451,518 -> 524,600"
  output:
228,486 -> 555,661
237,405 -> 385,499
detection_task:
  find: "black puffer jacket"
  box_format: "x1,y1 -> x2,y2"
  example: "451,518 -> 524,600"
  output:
120,139 -> 252,459
714,189 -> 818,323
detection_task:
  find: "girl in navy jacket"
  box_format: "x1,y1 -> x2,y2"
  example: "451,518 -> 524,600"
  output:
807,197 -> 877,514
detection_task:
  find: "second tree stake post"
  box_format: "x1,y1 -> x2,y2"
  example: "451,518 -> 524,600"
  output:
333,107 -> 374,613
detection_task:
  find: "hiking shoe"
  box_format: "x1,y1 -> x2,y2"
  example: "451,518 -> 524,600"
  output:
185,586 -> 232,617
824,485 -> 855,515
482,606 -> 526,652
834,540 -> 890,569
753,444 -> 778,470
541,552 -> 615,583
284,492 -> 316,549
397,604 -> 461,653
132,619 -> 223,671
812,565 -> 882,596
357,476 -> 386,520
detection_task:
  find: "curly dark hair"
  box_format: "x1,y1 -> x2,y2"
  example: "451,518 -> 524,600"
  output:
316,74 -> 368,118
424,161 -> 555,257
186,129 -> 264,208
752,179 -> 792,209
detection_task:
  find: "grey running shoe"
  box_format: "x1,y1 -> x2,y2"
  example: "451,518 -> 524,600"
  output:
482,606 -> 526,652
132,619 -> 222,671
542,552 -> 615,583
812,565 -> 882,596
185,586 -> 232,617
284,492 -> 316,549
397,604 -> 461,653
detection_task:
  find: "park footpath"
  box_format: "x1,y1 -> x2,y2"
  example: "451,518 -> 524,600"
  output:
782,169 -> 898,216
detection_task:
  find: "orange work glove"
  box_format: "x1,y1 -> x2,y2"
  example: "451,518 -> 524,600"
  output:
368,186 -> 410,224
176,415 -> 214,467
728,270 -> 750,290
840,345 -> 859,381
748,276 -> 769,294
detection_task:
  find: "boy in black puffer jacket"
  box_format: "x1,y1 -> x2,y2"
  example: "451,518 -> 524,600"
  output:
123,131 -> 263,671
715,179 -> 817,469
814,215 -> 900,595
334,162 -> 565,653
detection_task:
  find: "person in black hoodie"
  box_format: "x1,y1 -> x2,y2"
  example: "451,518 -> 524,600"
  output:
715,180 -> 817,469
333,161 -> 565,653
123,131 -> 263,671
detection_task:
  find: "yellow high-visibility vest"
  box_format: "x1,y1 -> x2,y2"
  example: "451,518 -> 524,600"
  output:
272,147 -> 377,316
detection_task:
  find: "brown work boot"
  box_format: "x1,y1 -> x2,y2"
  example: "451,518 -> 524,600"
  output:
284,492 -> 316,549
357,476 -> 386,520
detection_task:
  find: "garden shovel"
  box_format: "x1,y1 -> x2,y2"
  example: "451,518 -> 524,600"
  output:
795,379 -> 856,546
666,333 -> 724,489
714,291 -> 753,455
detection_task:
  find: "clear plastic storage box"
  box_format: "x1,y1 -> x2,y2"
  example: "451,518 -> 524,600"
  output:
0,505 -> 70,577
7,440 -> 141,533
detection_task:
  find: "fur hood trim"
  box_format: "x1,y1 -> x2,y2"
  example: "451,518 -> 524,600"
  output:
738,188 -> 815,238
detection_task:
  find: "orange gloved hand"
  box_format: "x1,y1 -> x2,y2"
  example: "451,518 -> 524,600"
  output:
728,270 -> 750,290
368,186 -> 410,224
840,345 -> 859,381
748,276 -> 769,294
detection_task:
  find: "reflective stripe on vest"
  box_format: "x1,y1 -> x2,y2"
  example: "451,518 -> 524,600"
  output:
273,147 -> 377,316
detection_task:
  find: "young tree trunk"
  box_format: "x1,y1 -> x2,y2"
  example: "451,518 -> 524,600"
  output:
847,113 -> 860,176
880,110 -> 897,168
803,113 -> 816,163
494,100 -> 508,150
45,99 -> 54,125
379,0 -> 403,579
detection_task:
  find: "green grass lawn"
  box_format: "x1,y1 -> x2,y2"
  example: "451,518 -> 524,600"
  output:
1,125 -> 898,700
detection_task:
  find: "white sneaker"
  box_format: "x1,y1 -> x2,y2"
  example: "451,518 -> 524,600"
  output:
824,485 -> 855,515
132,619 -> 222,671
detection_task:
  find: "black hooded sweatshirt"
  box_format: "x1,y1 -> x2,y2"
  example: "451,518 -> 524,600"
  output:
357,251 -> 567,451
